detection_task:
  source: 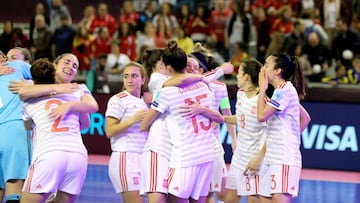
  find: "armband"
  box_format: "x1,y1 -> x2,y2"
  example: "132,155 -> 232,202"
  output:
220,97 -> 230,109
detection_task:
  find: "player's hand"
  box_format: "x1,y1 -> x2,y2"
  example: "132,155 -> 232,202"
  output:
8,78 -> 32,93
258,68 -> 268,91
179,100 -> 203,119
0,62 -> 15,75
49,102 -> 71,121
220,62 -> 234,74
244,155 -> 262,175
131,109 -> 148,123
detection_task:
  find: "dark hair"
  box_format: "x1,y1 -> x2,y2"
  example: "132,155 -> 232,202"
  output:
31,58 -> 55,84
241,59 -> 263,86
272,53 -> 306,99
140,48 -> 164,76
162,40 -> 187,72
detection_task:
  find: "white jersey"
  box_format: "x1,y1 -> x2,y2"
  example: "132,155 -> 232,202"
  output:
265,81 -> 301,167
148,72 -> 168,94
22,84 -> 91,159
151,81 -> 216,167
232,90 -> 267,172
209,81 -> 230,156
143,72 -> 171,159
105,91 -> 149,153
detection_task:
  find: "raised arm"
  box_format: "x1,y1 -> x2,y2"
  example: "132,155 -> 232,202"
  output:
18,83 -> 80,101
163,73 -> 204,87
179,103 -> 224,123
257,69 -> 277,122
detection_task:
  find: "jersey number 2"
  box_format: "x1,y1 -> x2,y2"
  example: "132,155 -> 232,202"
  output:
45,100 -> 69,132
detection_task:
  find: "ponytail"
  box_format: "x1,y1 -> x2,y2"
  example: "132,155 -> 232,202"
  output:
290,56 -> 306,99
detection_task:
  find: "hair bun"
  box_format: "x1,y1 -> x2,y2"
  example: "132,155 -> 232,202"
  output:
167,40 -> 178,50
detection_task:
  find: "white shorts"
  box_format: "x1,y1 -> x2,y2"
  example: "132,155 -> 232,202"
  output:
225,161 -> 238,190
262,164 -> 301,197
108,151 -> 141,193
140,151 -> 169,195
237,164 -> 271,197
168,161 -> 214,200
23,151 -> 87,195
210,155 -> 227,192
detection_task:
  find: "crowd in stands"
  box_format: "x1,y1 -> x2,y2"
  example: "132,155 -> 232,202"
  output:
0,0 -> 360,93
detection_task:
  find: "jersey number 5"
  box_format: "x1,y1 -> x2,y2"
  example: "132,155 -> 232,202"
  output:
45,100 -> 69,132
184,94 -> 211,134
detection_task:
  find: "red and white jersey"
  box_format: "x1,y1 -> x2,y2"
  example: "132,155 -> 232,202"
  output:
148,72 -> 168,94
232,90 -> 267,172
22,84 -> 91,159
151,81 -> 215,167
209,80 -> 229,155
143,72 -> 171,159
265,81 -> 301,167
105,91 -> 149,153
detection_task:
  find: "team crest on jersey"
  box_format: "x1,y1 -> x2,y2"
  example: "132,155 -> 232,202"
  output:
272,89 -> 283,101
133,176 -> 140,185
251,106 -> 256,114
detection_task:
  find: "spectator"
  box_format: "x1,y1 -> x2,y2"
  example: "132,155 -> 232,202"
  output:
89,26 -> 112,60
136,21 -> 156,55
154,17 -> 172,49
104,42 -> 131,84
229,41 -> 252,77
53,15 -> 76,57
113,22 -> 137,61
175,27 -> 194,54
152,2 -> 179,34
117,0 -> 139,32
29,2 -> 50,45
89,3 -> 116,36
72,25 -> 94,73
321,64 -> 349,86
225,0 -> 251,60
318,0 -> 351,49
137,0 -> 158,33
347,56 -> 360,84
303,32 -> 333,82
270,5 -> 294,36
253,7 -> 271,63
187,5 -> 210,45
332,17 -> 360,69
0,21 -> 13,54
282,20 -> 306,52
177,3 -> 193,32
9,27 -> 30,49
301,10 -> 328,46
49,0 -> 72,31
208,0 -> 233,60
78,5 -> 96,31
31,14 -> 54,60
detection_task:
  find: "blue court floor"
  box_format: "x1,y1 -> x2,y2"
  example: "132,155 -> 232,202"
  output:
76,164 -> 360,203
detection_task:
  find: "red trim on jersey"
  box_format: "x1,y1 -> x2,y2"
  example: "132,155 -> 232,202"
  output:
167,168 -> 175,186
24,163 -> 35,192
118,92 -> 128,99
150,151 -> 158,192
278,82 -> 287,89
255,175 -> 260,194
119,152 -> 128,191
203,68 -> 219,77
282,165 -> 289,193
212,80 -> 226,86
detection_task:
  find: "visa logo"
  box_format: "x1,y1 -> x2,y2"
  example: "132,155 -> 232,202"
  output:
302,125 -> 358,152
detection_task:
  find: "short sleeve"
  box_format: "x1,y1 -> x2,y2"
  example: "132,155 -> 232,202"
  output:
105,96 -> 125,120
267,88 -> 288,111
151,87 -> 169,113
